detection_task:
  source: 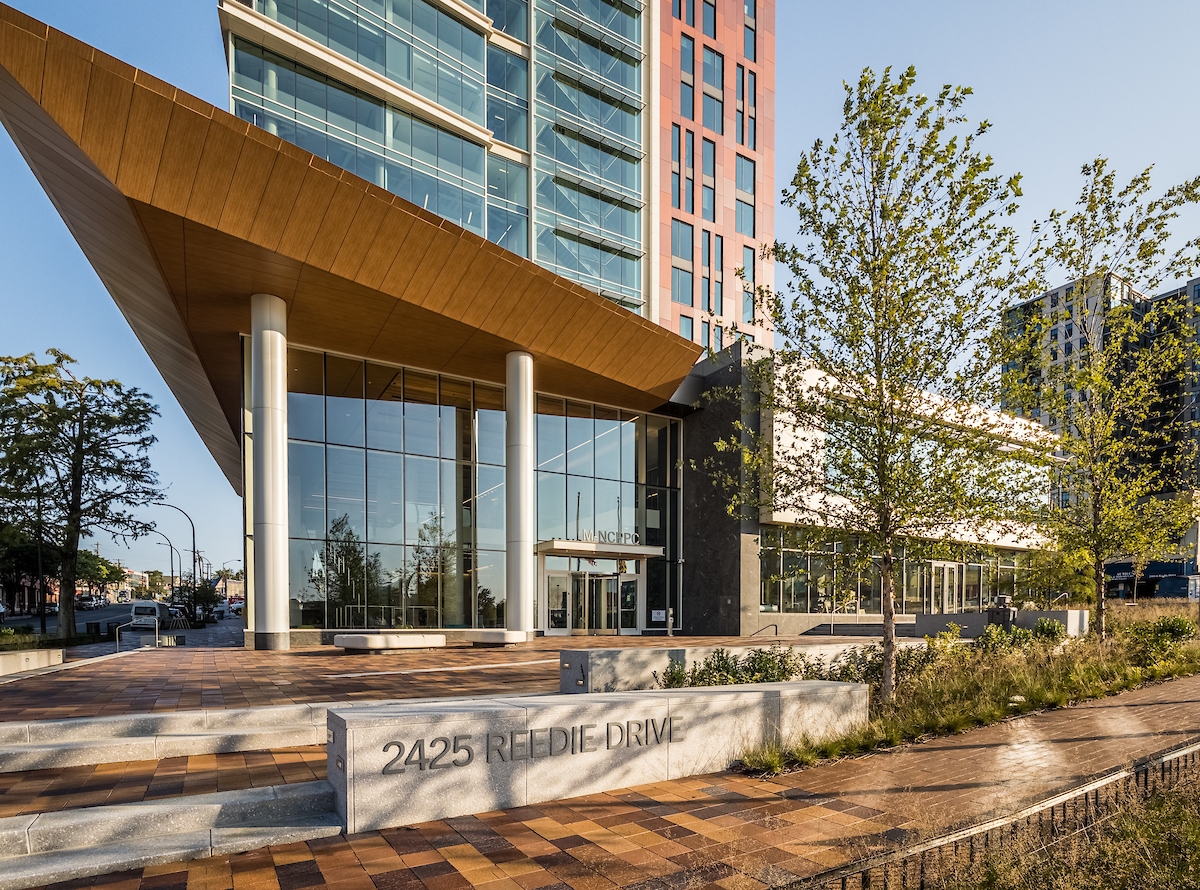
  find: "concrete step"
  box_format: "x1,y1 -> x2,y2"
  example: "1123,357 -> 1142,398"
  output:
0,702 -> 340,773
0,702 -> 333,744
0,816 -> 342,890
0,693 -> 540,772
0,723 -> 324,772
0,782 -> 342,890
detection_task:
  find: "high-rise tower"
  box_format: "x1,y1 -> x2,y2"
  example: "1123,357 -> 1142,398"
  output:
220,0 -> 772,340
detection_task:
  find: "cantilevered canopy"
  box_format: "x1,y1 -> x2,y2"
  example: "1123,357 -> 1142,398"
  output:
0,4 -> 702,493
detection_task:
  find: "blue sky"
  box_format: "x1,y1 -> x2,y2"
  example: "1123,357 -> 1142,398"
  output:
1,0 -> 1197,576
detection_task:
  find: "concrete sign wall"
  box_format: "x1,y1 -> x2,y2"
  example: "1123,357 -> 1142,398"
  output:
328,681 -> 867,833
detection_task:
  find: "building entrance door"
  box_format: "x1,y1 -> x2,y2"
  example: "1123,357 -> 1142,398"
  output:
931,561 -> 960,613
544,572 -> 631,635
571,573 -> 618,635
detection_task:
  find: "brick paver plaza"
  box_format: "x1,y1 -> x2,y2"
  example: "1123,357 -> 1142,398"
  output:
2,635 -> 1198,890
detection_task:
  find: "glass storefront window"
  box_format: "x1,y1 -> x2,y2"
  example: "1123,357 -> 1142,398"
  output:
275,348 -> 679,629
758,526 -> 1029,616
288,441 -> 326,539
326,356 -> 365,447
366,449 -> 404,544
475,384 -> 506,466
537,397 -> 566,472
566,402 -> 594,477
365,363 -> 404,450
288,349 -> 324,442
404,371 -> 439,457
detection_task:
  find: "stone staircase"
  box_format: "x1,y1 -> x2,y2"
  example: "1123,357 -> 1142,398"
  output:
0,781 -> 341,890
0,703 -> 334,773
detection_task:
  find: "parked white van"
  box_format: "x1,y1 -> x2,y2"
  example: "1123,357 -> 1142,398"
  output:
129,601 -> 171,630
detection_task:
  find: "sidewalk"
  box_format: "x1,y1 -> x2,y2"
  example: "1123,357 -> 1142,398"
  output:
20,671 -> 1200,890
0,635 -> 880,723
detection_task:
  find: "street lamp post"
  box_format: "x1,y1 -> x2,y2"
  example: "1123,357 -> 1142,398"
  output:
154,502 -> 198,623
151,531 -> 180,600
154,502 -> 196,586
221,559 -> 241,600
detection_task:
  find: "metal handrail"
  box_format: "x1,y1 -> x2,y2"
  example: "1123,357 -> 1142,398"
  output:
115,617 -> 158,653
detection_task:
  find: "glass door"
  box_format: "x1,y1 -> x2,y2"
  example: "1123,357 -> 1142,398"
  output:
571,574 -> 588,634
546,569 -> 640,635
588,576 -> 619,635
620,578 -> 638,631
546,575 -> 569,634
931,562 -> 960,613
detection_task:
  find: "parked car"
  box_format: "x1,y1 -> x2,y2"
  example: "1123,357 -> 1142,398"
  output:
45,603 -> 58,615
129,601 -> 171,631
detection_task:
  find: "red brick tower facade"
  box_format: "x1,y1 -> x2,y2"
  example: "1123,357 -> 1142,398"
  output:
657,0 -> 774,350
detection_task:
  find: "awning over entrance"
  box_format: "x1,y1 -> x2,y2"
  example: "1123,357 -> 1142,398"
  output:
0,5 -> 703,493
537,539 -> 665,561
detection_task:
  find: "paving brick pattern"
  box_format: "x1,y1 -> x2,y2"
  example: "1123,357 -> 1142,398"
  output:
0,747 -> 325,817
0,636 -> 849,723
25,672 -> 1200,890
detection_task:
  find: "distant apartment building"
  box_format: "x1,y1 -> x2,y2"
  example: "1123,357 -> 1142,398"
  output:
1003,273 -> 1200,593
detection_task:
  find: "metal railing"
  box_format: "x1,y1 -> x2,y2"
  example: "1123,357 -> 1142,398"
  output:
793,738 -> 1200,889
114,617 -> 158,653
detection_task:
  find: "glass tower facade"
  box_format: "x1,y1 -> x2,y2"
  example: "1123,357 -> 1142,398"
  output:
531,0 -> 645,311
228,0 -> 648,310
231,0 -> 532,257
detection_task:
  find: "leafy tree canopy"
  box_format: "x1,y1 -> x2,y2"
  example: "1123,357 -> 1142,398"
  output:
0,351 -> 162,637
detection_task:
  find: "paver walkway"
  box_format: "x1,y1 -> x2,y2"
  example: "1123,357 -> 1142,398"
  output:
23,671 -> 1200,890
0,635 -> 876,722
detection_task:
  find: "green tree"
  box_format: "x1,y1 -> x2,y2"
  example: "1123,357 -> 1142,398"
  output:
0,351 -> 162,639
1006,160 -> 1200,637
76,551 -> 123,597
147,569 -> 165,598
724,67 -> 1046,702
1022,546 -> 1093,607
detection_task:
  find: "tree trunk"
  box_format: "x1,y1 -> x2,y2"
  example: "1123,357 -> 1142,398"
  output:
58,434 -> 86,641
57,525 -> 79,639
1094,555 -> 1106,640
881,549 -> 896,704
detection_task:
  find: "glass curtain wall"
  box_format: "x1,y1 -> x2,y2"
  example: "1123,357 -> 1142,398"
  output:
273,348 -> 679,630
759,527 -> 1026,616
250,0 -> 488,125
531,0 -> 645,311
534,399 -> 681,628
231,2 -> 531,254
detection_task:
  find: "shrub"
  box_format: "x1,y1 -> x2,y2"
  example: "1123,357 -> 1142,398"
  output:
1033,617 -> 1067,643
1154,614 -> 1196,642
0,627 -> 13,637
1009,626 -> 1033,648
656,645 -> 805,689
655,658 -> 687,689
974,623 -> 1012,655
1123,618 -> 1196,668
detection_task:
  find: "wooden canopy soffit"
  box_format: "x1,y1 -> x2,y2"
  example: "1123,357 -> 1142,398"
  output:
0,5 -> 702,493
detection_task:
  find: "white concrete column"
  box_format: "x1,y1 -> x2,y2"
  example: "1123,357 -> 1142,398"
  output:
505,351 -> 535,636
251,293 -> 290,650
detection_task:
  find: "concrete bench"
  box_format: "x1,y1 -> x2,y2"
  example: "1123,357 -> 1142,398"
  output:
333,633 -> 446,654
462,629 -> 526,647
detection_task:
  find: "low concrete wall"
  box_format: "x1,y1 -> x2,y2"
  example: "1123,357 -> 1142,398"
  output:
0,648 -> 62,677
915,609 -> 1090,639
328,681 -> 868,833
559,642 -> 927,694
